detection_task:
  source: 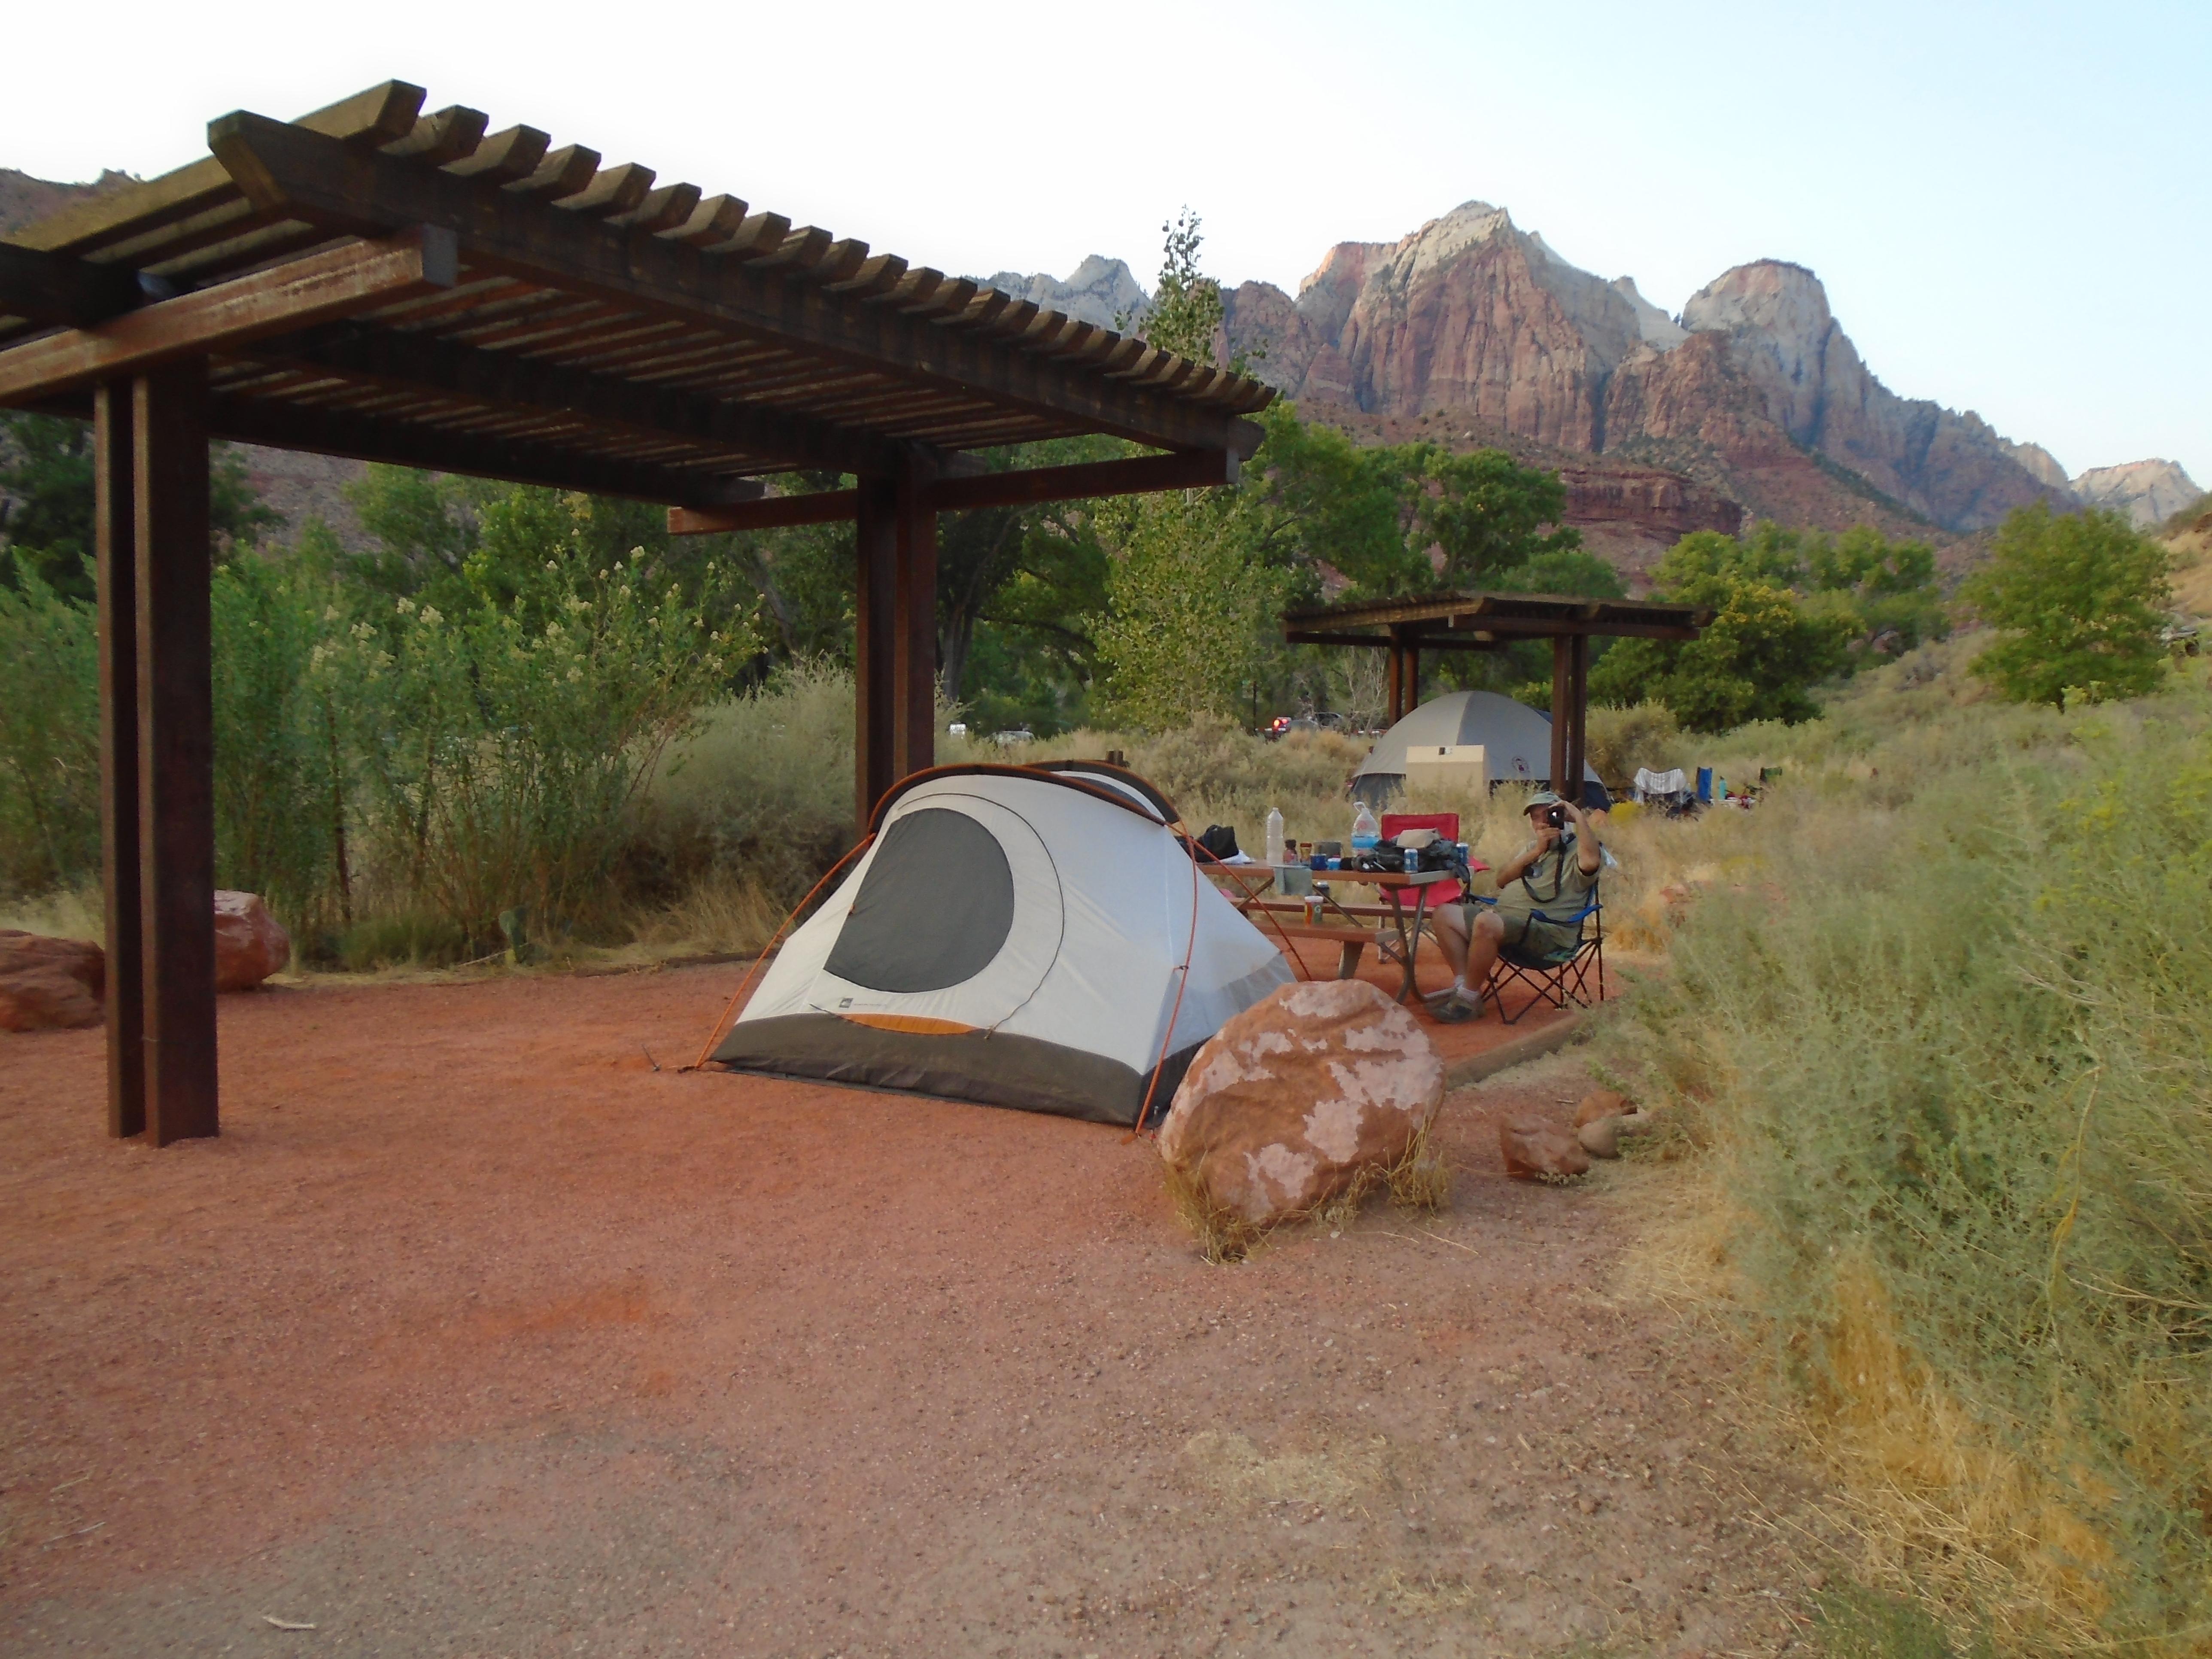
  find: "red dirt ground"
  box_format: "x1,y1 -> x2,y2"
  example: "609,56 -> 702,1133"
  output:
2,964 -> 1825,1659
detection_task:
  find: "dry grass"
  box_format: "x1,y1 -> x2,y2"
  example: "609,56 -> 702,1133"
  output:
0,882 -> 101,942
1161,1159 -> 1273,1266
1594,647 -> 2212,1658
1384,1119 -> 1452,1212
627,868 -> 788,958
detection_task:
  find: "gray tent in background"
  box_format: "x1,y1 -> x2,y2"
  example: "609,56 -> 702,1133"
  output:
1352,690 -> 1605,807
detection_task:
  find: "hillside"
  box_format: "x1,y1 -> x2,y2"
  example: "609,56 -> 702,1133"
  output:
2163,501 -> 2212,620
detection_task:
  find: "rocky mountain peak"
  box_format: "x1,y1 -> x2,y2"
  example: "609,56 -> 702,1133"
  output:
1682,260 -> 1835,343
1611,277 -> 1686,350
2071,459 -> 2204,528
1368,200 -> 1517,292
978,254 -> 1148,330
2001,440 -> 2073,492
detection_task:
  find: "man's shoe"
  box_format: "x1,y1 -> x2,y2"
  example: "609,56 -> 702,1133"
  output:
1430,991 -> 1482,1024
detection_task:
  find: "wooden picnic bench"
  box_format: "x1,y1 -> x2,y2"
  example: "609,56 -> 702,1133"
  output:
1242,919 -> 1377,980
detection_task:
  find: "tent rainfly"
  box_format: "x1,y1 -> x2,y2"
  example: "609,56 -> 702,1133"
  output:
710,765 -> 1291,1125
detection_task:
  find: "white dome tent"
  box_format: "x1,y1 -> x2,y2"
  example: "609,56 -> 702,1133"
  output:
709,764 -> 1293,1126
1352,690 -> 1604,806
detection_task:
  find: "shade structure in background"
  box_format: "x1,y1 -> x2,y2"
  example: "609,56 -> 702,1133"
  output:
712,766 -> 1291,1126
1353,690 -> 1604,807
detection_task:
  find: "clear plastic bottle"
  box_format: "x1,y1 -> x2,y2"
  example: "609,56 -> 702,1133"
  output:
1264,806 -> 1285,866
1350,801 -> 1380,853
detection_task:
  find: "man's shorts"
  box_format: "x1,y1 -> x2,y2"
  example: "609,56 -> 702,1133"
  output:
1460,902 -> 1584,961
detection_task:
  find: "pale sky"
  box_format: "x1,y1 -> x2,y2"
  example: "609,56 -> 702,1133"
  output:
7,0 -> 2206,485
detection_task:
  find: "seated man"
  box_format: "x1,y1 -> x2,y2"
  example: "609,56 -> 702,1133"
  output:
1428,790 -> 1603,1022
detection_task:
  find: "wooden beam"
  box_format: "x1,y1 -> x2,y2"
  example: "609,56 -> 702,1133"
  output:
0,242 -> 143,328
208,112 -> 1267,457
668,490 -> 857,535
1285,592 -> 1714,636
8,80 -> 426,258
927,447 -> 1238,512
1566,634 -> 1590,800
0,227 -> 459,405
133,360 -> 219,1146
205,393 -> 764,509
894,453 -> 937,785
94,383 -> 144,1139
665,447 -> 1242,535
249,317 -> 909,477
854,475 -> 898,833
1282,630 -> 1509,651
1549,637 -> 1571,796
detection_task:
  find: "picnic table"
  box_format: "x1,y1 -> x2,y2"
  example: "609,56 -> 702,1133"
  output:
1211,863 -> 1459,1005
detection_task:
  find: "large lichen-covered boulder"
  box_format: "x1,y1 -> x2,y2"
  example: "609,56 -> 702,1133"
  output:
1158,979 -> 1445,1226
213,891 -> 289,992
0,930 -> 106,1032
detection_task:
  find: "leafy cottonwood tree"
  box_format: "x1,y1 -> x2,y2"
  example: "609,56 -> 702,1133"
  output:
1411,444 -> 1584,588
1964,503 -> 2172,707
1091,211 -> 1285,729
1592,531 -> 1853,731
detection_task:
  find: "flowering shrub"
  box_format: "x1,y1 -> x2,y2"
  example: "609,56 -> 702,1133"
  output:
333,499 -> 754,946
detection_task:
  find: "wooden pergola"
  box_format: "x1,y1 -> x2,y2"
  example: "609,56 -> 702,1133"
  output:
1282,590 -> 1712,792
0,80 -> 1271,1146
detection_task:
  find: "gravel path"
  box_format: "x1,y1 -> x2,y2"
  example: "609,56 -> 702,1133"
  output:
1,967 -> 1825,1657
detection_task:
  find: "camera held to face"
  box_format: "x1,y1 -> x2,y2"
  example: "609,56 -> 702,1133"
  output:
1543,803 -> 1568,829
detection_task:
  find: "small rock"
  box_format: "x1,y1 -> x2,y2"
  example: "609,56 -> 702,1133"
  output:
1578,1115 -> 1628,1158
1159,979 -> 1445,1225
1574,1088 -> 1632,1128
1499,1115 -> 1590,1180
0,930 -> 106,1032
213,891 -> 289,992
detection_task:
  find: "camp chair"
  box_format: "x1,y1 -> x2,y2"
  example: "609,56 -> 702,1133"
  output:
1473,887 -> 1605,1026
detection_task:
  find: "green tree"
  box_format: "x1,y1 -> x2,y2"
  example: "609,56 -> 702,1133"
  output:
0,556 -> 100,893
1411,446 -> 1583,589
1093,487 -> 1279,731
1134,207 -> 1223,363
1490,547 -> 1626,600
1653,524 -> 1804,587
1592,548 -> 1853,732
0,413 -> 280,601
1804,523 -> 1946,653
341,464 -> 479,598
1963,503 -> 2172,708
1093,213 -> 1283,729
1237,402 -> 1422,596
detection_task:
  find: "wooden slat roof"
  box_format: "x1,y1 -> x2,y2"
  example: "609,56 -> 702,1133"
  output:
1284,589 -> 1712,641
0,82 -> 1273,507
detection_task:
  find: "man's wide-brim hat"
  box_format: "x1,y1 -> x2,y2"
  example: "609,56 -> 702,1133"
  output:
1524,790 -> 1563,811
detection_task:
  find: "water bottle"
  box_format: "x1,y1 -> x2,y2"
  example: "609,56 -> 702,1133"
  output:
1264,806 -> 1285,867
1350,802 -> 1380,855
